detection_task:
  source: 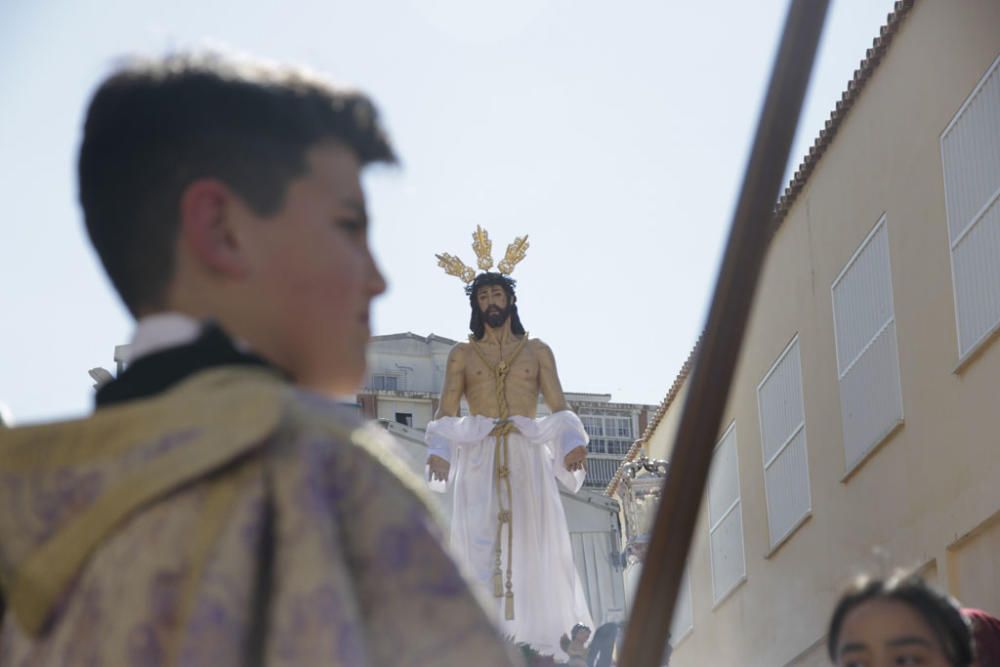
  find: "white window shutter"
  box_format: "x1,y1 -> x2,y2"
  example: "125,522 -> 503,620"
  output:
757,338 -> 812,548
941,55 -> 1000,359
707,423 -> 746,603
831,218 -> 904,471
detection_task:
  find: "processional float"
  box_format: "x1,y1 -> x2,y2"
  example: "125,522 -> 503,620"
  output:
618,2 -> 830,665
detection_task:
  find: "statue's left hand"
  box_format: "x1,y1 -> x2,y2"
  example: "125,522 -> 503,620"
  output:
427,454 -> 451,482
564,446 -> 587,472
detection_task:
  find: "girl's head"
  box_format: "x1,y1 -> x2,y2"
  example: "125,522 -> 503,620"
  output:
828,574 -> 973,667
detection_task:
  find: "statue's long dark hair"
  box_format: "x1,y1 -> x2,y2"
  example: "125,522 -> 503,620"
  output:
466,272 -> 526,340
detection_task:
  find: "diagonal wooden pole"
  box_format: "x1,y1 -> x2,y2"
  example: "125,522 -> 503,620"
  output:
618,1 -> 829,665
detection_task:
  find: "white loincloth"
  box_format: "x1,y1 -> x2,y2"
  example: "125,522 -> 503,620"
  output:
426,411 -> 594,657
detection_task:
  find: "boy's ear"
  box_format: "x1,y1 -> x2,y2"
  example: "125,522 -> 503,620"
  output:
178,178 -> 250,278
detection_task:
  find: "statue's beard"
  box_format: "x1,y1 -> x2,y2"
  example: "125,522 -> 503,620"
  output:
483,305 -> 511,329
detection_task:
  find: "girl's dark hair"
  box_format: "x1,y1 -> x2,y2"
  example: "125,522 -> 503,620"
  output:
827,573 -> 973,666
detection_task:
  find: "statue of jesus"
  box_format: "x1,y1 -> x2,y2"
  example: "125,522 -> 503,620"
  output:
425,230 -> 595,657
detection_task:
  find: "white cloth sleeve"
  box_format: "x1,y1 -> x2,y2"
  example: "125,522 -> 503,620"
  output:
425,429 -> 453,463
427,412 -> 590,493
557,420 -> 588,457
528,411 -> 589,493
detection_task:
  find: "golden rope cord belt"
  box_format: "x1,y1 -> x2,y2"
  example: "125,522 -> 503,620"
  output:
469,334 -> 528,621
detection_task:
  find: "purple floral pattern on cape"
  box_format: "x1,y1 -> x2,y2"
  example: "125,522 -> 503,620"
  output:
0,381 -> 518,667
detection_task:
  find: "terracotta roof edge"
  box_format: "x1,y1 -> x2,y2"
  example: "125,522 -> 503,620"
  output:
605,1 -> 918,498
773,0 -> 916,226
604,338 -> 701,496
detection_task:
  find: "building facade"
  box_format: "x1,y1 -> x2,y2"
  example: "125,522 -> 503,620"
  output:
359,332 -> 655,489
611,1 -> 1000,664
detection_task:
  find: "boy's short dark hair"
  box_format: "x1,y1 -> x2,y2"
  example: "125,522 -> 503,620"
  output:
79,52 -> 397,315
827,573 -> 973,667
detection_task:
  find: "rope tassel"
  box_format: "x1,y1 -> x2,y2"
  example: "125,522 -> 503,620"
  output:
472,336 -> 529,623
491,427 -> 517,618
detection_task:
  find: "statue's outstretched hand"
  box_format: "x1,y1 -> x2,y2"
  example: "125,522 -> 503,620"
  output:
427,454 -> 451,482
564,446 -> 587,472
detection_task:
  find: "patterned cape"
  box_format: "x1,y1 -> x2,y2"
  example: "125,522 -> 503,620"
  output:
0,366 -> 521,666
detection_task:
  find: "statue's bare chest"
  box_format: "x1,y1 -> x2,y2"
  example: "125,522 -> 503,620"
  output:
465,342 -> 539,386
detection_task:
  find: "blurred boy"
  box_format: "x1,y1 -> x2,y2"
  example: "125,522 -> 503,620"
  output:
0,53 -> 518,666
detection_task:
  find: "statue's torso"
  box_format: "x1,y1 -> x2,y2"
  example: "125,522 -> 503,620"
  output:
461,337 -> 540,419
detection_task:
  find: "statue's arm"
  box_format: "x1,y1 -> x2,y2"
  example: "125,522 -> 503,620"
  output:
427,345 -> 466,481
536,340 -> 587,472
536,340 -> 569,413
435,344 -> 466,419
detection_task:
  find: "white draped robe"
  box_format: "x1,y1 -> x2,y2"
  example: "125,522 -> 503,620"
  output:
425,411 -> 595,657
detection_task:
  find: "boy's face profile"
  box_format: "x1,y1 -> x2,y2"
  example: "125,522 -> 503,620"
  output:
232,141 -> 386,394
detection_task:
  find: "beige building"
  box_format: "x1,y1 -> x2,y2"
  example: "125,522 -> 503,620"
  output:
610,1 -> 1000,664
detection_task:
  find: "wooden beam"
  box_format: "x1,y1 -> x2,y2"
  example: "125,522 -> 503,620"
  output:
617,2 -> 829,665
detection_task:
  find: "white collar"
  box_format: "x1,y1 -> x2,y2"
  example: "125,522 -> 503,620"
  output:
124,313 -> 204,365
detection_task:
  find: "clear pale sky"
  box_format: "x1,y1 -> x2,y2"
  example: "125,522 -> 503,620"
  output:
0,0 -> 896,425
